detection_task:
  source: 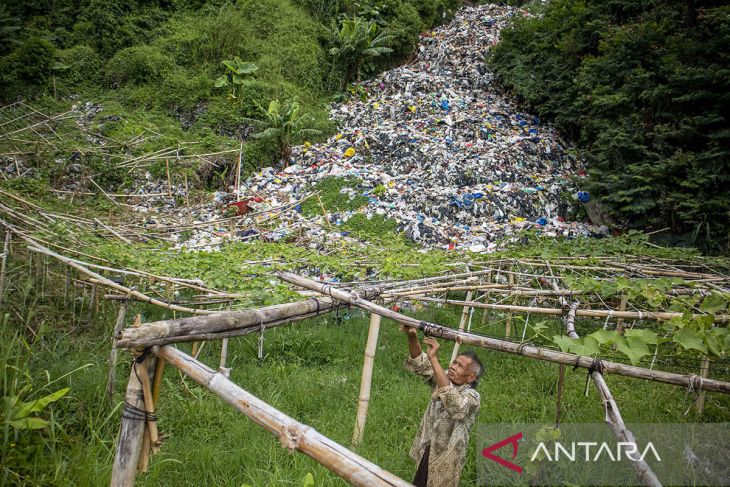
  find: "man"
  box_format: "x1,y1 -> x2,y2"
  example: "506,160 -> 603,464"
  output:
402,325 -> 483,487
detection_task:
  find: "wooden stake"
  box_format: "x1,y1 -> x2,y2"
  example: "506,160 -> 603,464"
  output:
184,172 -> 190,208
86,284 -> 97,326
235,142 -> 243,202
616,294 -> 628,334
107,301 -> 130,404
316,194 -> 333,230
137,357 -> 159,472
94,218 -> 133,245
505,270 -> 514,337
165,159 -> 172,197
555,364 -> 565,427
0,229 -> 10,305
353,313 -> 381,447
219,338 -> 230,377
450,291 -> 473,363
480,271 -> 492,327
696,356 -> 710,415
156,345 -> 411,487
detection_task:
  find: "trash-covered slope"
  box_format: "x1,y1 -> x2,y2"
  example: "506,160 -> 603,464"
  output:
155,4 -> 604,252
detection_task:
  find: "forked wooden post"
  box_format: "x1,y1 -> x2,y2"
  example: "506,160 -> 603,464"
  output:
353,313 -> 381,447
450,291 -> 473,363
110,352 -> 157,487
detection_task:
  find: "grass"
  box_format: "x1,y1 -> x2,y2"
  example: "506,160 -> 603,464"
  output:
2,250 -> 728,486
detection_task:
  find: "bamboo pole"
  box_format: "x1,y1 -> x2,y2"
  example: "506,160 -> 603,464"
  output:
450,291 -> 473,363
276,272 -> 730,394
165,160 -> 172,197
156,345 -> 412,487
116,290 -> 382,348
353,313 -> 381,447
480,271 -> 492,327
505,270 -> 514,337
316,194 -> 333,230
107,303 -> 131,404
86,284 -> 97,326
555,281 -> 662,486
407,296 -> 730,324
94,218 -> 133,245
0,229 -> 10,305
137,357 -> 159,472
695,357 -> 710,415
110,353 -> 156,487
616,295 -> 628,334
219,338 -> 230,377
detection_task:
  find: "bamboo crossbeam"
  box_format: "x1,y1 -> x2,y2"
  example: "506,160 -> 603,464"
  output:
94,218 -> 133,244
408,296 -> 730,323
115,290 -> 381,348
276,272 -> 730,394
156,345 -> 412,487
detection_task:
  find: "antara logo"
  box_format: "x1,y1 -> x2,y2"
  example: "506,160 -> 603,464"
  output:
482,433 -> 661,475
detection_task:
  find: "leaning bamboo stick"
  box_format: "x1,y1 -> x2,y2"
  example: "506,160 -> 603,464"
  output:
353,313 -> 381,447
450,291 -> 473,363
408,296 -> 730,323
94,218 -> 133,244
695,357 -> 710,415
106,302 -> 130,404
276,272 -> 730,394
556,280 -> 661,487
156,345 -> 412,487
115,291 -> 382,348
0,229 -> 10,305
110,354 -> 156,487
591,372 -> 662,487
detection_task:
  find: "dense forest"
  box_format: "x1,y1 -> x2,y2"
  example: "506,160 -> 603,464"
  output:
490,0 -> 730,252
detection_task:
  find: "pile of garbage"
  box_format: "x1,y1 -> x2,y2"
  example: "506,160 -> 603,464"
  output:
148,4 -> 607,252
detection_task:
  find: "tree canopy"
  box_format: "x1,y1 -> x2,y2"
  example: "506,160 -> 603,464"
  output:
490,1 -> 730,253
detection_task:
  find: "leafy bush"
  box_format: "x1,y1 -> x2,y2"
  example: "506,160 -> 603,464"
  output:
105,45 -> 176,87
58,44 -> 101,85
3,36 -> 57,85
490,1 -> 730,252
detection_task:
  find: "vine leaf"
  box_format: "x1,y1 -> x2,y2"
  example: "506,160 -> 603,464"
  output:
588,329 -> 619,346
700,292 -> 727,314
624,328 -> 658,345
673,329 -> 708,354
615,337 -> 651,365
552,335 -> 574,353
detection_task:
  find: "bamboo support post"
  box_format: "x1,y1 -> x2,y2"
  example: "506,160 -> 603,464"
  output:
450,291 -> 473,363
219,338 -> 230,377
110,353 -> 157,487
505,270 -> 514,337
137,357 -> 159,472
480,271 -> 492,327
107,302 -> 131,404
156,345 -> 412,487
165,160 -> 172,197
86,284 -> 98,326
353,313 -> 381,447
0,229 -> 10,305
276,272 -> 730,394
616,295 -> 628,334
695,356 -> 710,415
555,364 -> 565,427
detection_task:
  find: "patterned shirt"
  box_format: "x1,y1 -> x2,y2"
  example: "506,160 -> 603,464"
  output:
405,352 -> 481,487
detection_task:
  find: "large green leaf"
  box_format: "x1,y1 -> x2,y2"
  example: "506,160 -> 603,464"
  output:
9,417 -> 49,430
587,329 -> 619,345
552,335 -> 574,353
700,292 -> 727,314
571,336 -> 600,356
13,387 -> 70,419
615,337 -> 651,365
673,329 -> 708,354
624,328 -> 658,345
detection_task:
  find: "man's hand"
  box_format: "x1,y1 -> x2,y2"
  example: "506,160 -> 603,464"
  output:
400,324 -> 418,336
424,337 -> 440,359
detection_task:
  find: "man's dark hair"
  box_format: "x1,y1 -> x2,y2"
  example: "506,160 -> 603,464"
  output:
459,351 -> 484,388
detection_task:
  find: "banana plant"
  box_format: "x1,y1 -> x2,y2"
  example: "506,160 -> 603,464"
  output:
243,99 -> 321,164
215,57 -> 258,101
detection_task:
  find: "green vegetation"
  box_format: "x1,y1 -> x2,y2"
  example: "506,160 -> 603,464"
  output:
489,0 -> 730,253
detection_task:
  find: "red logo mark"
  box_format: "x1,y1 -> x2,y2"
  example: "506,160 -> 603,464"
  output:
482,432 -> 523,475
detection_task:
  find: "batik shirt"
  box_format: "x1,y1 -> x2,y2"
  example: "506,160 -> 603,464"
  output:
405,352 -> 481,487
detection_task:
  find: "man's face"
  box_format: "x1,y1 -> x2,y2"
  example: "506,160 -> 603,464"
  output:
447,355 -> 476,386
